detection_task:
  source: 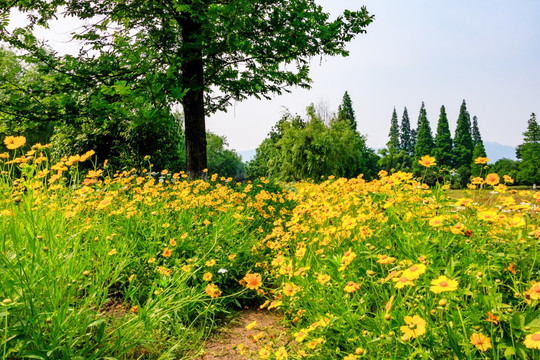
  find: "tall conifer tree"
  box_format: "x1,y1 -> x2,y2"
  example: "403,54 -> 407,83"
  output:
414,102 -> 434,155
400,107 -> 414,156
453,100 -> 474,183
471,116 -> 485,148
517,113 -> 540,185
337,91 -> 357,132
413,102 -> 434,174
433,105 -> 453,168
410,128 -> 417,157
470,115 -> 488,176
387,107 -> 400,153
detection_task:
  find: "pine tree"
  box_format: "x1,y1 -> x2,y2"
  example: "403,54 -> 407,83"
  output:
379,108 -> 401,173
410,128 -> 417,156
471,116 -> 485,148
400,107 -> 413,156
337,91 -> 357,132
387,107 -> 400,153
453,100 -> 474,184
414,102 -> 434,156
470,116 -> 488,176
517,113 -> 540,185
413,102 -> 434,174
433,105 -> 453,169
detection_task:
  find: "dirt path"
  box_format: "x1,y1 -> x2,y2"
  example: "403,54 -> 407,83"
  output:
200,309 -> 288,360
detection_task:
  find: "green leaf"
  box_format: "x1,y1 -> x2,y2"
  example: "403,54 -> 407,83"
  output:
503,346 -> 516,359
511,313 -> 525,330
446,324 -> 465,360
525,312 -> 540,331
21,355 -> 45,360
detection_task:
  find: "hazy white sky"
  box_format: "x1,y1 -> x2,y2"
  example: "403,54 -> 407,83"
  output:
209,0 -> 540,151
7,1 -> 540,151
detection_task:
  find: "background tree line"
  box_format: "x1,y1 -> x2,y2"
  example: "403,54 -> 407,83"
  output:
2,0 -> 373,178
246,92 -> 378,181
1,45 -> 537,185
0,47 -> 243,178
379,100 -> 539,186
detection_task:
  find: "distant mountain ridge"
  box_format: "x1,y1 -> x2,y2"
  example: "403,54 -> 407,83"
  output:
237,142 -> 516,164
484,142 -> 516,162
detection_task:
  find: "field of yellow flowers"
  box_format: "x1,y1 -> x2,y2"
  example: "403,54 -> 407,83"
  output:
1,138 -> 539,359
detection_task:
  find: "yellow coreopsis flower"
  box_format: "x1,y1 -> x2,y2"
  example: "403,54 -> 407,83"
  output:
470,333 -> 492,352
525,282 -> 540,300
343,281 -> 361,293
503,174 -> 514,184
524,332 -> 540,349
243,272 -> 262,290
377,254 -> 397,265
418,155 -> 436,168
393,275 -> 414,289
429,215 -> 445,227
259,347 -> 271,359
474,157 -> 489,164
245,320 -> 257,330
4,136 -> 26,150
402,263 -> 426,280
275,346 -> 287,360
317,274 -> 331,285
282,282 -> 301,296
484,173 -> 500,186
400,315 -> 426,340
429,275 -> 459,293
202,272 -> 213,282
205,283 -> 222,298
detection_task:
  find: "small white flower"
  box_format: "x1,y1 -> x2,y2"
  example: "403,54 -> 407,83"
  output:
217,268 -> 227,274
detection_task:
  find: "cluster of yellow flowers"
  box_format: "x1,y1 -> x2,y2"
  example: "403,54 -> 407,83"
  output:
2,137 -> 539,358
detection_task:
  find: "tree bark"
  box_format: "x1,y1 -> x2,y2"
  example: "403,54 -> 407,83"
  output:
179,11 -> 207,180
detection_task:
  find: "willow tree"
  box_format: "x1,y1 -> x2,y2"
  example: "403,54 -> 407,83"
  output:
2,1 -> 373,178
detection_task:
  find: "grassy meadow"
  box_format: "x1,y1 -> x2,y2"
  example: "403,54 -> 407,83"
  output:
1,138 -> 539,359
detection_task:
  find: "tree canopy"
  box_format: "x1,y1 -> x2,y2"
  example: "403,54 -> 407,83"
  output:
453,100 -> 474,184
517,113 -> 540,185
413,102 -> 434,175
400,107 -> 413,157
337,91 -> 357,132
387,107 -> 400,154
470,115 -> 487,176
2,1 -> 374,178
433,105 -> 453,169
247,104 -> 378,181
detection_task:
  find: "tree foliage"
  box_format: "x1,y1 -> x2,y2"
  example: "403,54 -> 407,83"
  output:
413,102 -> 434,175
517,113 -> 540,185
378,107 -> 402,173
247,105 -> 378,181
337,91 -> 356,132
453,100 -> 474,185
0,46 -> 57,145
206,132 -> 244,179
470,115 -> 487,176
433,105 -> 453,169
0,45 -> 186,171
387,107 -> 400,153
400,107 -> 414,156
492,158 -> 520,184
2,1 -> 374,178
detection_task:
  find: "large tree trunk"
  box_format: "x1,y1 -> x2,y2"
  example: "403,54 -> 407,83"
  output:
182,86 -> 207,180
179,12 -> 207,180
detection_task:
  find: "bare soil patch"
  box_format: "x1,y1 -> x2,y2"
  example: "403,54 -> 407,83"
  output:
200,309 -> 287,360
